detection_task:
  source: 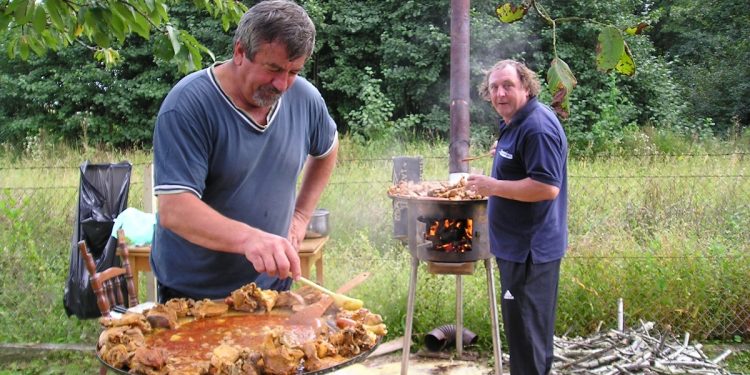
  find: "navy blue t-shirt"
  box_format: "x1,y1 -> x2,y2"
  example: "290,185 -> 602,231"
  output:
151,63 -> 338,299
488,97 -> 568,264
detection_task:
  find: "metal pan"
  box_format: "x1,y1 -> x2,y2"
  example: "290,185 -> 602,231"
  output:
97,337 -> 380,375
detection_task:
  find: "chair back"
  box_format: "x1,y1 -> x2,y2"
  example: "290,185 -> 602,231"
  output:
77,229 -> 138,317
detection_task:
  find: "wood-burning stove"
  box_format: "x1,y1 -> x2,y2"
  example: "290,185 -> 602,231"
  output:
393,194 -> 502,375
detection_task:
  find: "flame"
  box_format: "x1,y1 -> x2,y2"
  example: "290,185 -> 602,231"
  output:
424,218 -> 473,253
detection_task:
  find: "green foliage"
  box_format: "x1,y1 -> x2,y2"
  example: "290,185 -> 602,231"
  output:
344,67 -> 422,143
0,2 -> 233,148
0,0 -> 245,73
0,0 -> 747,153
650,0 -> 750,132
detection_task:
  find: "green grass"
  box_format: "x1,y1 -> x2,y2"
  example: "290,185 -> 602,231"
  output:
1,137 -> 749,373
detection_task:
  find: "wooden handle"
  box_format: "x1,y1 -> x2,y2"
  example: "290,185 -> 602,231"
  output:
335,272 -> 370,294
461,152 -> 493,162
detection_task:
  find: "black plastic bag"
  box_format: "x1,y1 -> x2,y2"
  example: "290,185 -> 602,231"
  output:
63,161 -> 132,319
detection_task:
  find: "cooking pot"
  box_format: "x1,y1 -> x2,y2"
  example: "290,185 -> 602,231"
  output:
305,208 -> 330,238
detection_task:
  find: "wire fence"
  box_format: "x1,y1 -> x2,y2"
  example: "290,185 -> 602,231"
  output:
0,152 -> 748,342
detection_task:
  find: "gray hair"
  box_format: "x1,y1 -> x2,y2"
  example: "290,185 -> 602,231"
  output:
233,0 -> 316,61
478,59 -> 541,101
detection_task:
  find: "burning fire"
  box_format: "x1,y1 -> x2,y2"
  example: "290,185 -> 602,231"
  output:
424,218 -> 473,253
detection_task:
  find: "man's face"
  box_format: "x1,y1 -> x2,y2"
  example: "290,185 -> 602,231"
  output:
235,41 -> 307,108
487,65 -> 530,123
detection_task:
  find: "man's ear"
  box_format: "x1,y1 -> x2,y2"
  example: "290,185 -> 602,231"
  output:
232,42 -> 246,64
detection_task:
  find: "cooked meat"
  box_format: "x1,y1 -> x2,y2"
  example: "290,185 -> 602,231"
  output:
98,325 -> 145,358
146,304 -> 179,329
191,299 -> 229,319
130,347 -> 168,375
165,358 -> 210,374
261,345 -> 304,375
209,343 -> 241,374
97,282 -> 388,375
228,283 -> 279,312
294,285 -> 323,305
100,343 -> 131,369
274,291 -> 305,309
388,178 -> 484,200
301,341 -> 323,372
99,312 -> 152,333
164,298 -> 192,318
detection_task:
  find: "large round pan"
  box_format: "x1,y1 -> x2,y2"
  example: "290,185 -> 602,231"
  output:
97,337 -> 380,375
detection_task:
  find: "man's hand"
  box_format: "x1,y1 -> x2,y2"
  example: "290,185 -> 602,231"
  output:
467,174 -> 496,197
241,231 -> 301,280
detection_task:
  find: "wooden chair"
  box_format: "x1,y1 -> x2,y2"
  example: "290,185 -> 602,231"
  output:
77,229 -> 139,318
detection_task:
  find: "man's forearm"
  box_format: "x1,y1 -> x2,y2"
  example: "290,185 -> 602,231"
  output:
490,177 -> 559,202
157,192 -> 256,254
294,144 -> 338,220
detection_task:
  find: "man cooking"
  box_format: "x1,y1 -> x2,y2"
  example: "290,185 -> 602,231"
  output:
150,0 -> 338,302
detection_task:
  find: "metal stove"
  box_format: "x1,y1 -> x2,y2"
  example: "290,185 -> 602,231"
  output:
395,194 -> 502,375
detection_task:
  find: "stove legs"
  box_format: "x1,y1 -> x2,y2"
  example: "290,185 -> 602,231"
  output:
456,274 -> 464,357
485,258 -> 503,375
401,258 -> 503,374
401,257 -> 419,375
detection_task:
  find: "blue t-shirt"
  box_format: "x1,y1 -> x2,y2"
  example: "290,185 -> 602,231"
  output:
488,97 -> 568,264
151,63 -> 338,299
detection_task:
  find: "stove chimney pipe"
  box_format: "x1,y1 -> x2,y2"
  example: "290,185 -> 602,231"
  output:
449,0 -> 470,174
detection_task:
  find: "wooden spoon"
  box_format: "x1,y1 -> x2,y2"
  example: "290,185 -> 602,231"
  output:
298,276 -> 364,311
288,272 -> 370,325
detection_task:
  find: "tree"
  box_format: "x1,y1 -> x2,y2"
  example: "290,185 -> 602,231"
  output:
650,0 -> 749,133
0,0 -> 245,73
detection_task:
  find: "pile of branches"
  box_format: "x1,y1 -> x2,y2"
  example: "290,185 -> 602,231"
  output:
551,321 -> 732,374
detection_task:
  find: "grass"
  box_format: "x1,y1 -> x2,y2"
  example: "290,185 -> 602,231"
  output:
1,137 -> 749,372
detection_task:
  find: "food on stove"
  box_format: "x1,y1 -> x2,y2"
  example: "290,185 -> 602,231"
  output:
96,282 -> 387,375
388,178 -> 484,200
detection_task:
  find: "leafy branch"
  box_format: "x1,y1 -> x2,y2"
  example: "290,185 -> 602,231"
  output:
0,0 -> 247,73
496,0 -> 648,119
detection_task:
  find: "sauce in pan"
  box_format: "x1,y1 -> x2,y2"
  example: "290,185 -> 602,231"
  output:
146,312 -> 317,362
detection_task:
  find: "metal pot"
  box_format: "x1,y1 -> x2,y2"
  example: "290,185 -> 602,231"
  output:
305,208 -> 330,238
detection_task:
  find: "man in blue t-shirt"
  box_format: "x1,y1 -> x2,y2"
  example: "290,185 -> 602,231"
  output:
151,0 -> 338,302
468,60 -> 568,374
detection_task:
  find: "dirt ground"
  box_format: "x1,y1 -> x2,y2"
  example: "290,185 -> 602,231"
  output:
332,353 -> 497,374
330,338 -> 501,375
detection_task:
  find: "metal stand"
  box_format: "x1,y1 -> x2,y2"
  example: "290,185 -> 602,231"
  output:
401,258 -> 503,375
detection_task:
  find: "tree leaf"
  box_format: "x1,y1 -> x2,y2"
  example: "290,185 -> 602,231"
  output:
596,26 -> 624,73
495,3 -> 527,23
19,34 -> 30,59
547,57 -> 577,119
166,25 -> 181,55
615,42 -> 636,76
624,22 -> 649,36
0,12 -> 11,31
45,0 -> 66,31
32,4 -> 47,34
13,0 -> 30,25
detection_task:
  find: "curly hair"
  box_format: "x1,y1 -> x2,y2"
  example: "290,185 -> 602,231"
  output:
477,59 -> 541,101
233,0 -> 316,62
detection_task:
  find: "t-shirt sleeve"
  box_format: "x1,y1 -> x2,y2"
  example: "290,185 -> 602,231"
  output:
307,89 -> 338,158
152,109 -> 210,198
522,130 -> 565,188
